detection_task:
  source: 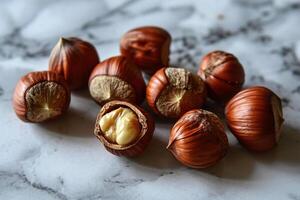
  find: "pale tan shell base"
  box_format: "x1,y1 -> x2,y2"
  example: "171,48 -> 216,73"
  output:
156,68 -> 205,117
89,76 -> 136,105
25,81 -> 68,122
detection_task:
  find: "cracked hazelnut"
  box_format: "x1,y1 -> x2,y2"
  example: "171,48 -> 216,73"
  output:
99,107 -> 140,146
120,26 -> 171,75
146,67 -> 206,118
89,56 -> 146,105
225,86 -> 284,152
198,50 -> 245,102
94,100 -> 154,156
167,109 -> 229,168
13,71 -> 70,122
49,37 -> 99,90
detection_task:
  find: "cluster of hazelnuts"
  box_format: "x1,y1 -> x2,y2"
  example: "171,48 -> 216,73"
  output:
12,26 -> 284,169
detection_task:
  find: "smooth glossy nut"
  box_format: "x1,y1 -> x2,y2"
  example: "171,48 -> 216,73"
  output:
225,86 -> 284,152
167,109 -> 229,168
198,50 -> 245,102
49,37 -> 99,90
120,26 -> 171,75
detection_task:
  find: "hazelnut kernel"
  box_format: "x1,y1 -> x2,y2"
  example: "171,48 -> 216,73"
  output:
94,100 -> 155,157
99,107 -> 141,146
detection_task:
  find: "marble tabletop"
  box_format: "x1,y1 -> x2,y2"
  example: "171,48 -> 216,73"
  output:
1,0 -> 300,199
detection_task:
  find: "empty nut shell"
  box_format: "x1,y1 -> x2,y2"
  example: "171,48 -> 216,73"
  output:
225,86 -> 284,152
49,37 -> 99,90
94,100 -> 155,157
13,71 -> 70,122
89,56 -> 146,105
198,50 -> 245,102
146,67 -> 206,118
167,109 -> 229,168
120,26 -> 171,75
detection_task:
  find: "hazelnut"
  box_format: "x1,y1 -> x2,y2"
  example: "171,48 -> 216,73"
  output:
49,37 -> 99,90
167,109 -> 229,168
225,86 -> 284,152
94,100 -> 154,156
13,71 -> 70,122
198,50 -> 245,102
89,56 -> 146,105
120,26 -> 171,75
99,107 -> 140,146
146,67 -> 206,118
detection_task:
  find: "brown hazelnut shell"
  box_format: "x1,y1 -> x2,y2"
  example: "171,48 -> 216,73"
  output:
198,50 -> 245,102
13,71 -> 70,122
146,67 -> 206,118
89,55 -> 146,105
94,100 -> 155,157
49,37 -> 99,90
225,86 -> 284,152
120,26 -> 171,75
167,109 -> 229,168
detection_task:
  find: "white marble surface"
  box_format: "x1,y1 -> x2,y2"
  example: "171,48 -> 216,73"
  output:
1,0 -> 300,199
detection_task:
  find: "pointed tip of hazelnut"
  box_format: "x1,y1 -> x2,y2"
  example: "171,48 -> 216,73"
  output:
166,141 -> 173,150
59,37 -> 67,45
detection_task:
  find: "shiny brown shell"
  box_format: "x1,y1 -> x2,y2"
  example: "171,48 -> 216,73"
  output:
167,109 -> 229,168
198,50 -> 245,102
94,100 -> 155,157
225,86 -> 284,152
89,55 -> 146,105
12,71 -> 70,122
120,26 -> 171,75
146,67 -> 206,118
49,37 -> 99,90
